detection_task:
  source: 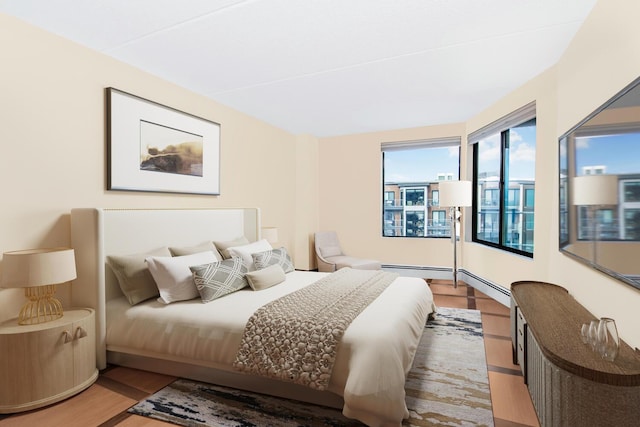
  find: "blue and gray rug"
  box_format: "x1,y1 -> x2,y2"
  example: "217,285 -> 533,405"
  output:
129,307 -> 493,426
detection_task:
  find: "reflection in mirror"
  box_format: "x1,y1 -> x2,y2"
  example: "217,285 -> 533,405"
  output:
559,76 -> 640,290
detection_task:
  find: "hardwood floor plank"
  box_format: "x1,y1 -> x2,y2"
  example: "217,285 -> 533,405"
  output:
0,384 -> 137,427
482,312 -> 512,337
96,376 -> 152,402
484,336 -> 522,371
488,371 -> 540,426
102,366 -> 176,394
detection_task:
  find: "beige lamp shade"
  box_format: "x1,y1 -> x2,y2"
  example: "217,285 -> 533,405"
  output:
1,247 -> 77,288
261,227 -> 279,245
572,175 -> 618,206
1,247 -> 76,325
439,180 -> 472,207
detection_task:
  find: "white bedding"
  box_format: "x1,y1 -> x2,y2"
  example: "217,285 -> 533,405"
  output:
106,270 -> 435,427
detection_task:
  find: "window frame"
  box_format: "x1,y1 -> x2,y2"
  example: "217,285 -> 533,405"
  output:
381,137 -> 461,239
468,102 -> 536,257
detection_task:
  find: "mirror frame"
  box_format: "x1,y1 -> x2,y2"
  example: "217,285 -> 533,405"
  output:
559,76 -> 640,291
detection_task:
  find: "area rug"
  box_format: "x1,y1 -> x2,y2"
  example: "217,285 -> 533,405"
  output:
128,307 -> 493,426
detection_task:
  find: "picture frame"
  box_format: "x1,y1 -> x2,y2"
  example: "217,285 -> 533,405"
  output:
106,87 -> 220,195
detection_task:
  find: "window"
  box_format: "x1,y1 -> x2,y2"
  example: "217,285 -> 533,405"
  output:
622,179 -> 640,240
469,102 -> 536,256
381,137 -> 461,238
572,133 -> 640,241
405,211 -> 425,236
430,210 -> 448,237
404,188 -> 425,206
384,190 -> 396,206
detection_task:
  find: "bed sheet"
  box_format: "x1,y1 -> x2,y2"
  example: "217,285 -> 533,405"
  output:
106,270 -> 435,427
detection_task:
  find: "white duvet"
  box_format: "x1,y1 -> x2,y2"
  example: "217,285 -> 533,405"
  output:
106,271 -> 435,427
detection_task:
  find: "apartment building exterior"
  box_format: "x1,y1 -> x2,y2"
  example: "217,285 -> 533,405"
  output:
384,177 -> 536,254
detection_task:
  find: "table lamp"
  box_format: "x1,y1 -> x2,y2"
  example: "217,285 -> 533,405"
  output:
262,227 -> 279,246
439,180 -> 472,288
1,247 -> 77,325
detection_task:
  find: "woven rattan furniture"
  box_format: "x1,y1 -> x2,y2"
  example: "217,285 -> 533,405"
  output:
510,281 -> 640,426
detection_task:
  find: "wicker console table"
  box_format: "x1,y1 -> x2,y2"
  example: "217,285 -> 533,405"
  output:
510,281 -> 640,427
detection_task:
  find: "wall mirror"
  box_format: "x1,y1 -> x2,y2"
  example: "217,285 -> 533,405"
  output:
559,76 -> 640,291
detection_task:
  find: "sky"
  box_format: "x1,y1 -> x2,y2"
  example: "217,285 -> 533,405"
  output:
384,125 -> 537,183
575,133 -> 640,175
384,145 -> 460,183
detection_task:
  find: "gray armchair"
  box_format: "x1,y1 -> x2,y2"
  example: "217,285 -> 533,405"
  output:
314,231 -> 381,272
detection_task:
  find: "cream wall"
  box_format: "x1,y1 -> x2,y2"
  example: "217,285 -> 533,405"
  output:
318,123 -> 465,269
552,0 -> 640,348
318,0 -> 640,347
0,14 -> 313,322
294,134 -> 320,270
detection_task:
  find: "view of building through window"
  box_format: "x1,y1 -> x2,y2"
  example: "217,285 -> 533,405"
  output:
574,132 -> 640,241
382,142 -> 460,238
473,117 -> 536,255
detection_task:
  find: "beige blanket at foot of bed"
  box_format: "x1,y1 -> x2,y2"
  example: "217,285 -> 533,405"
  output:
233,268 -> 398,390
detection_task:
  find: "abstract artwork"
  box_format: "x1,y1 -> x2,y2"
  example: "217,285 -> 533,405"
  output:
107,88 -> 220,195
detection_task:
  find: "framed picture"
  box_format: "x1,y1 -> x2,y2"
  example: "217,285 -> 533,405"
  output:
107,88 -> 220,195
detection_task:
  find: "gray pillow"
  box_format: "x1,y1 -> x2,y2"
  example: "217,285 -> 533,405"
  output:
213,236 -> 250,259
107,247 -> 172,305
252,247 -> 294,273
169,242 -> 222,260
190,257 -> 249,303
245,264 -> 286,291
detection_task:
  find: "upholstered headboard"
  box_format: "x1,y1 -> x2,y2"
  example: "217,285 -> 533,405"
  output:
69,208 -> 260,368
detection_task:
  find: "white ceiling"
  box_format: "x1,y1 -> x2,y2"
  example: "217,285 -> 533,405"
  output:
0,0 -> 597,137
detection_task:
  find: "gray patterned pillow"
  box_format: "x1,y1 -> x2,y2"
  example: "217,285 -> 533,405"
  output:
252,247 -> 294,273
189,257 -> 249,303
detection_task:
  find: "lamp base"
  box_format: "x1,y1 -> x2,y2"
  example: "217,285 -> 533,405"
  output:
18,285 -> 64,325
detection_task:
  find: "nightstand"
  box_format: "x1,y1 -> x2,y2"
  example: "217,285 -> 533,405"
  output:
0,308 -> 98,413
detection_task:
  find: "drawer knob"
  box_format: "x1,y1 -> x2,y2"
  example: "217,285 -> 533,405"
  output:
74,327 -> 87,340
62,330 -> 73,343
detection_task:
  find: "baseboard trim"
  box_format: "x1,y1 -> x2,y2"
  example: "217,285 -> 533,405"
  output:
381,264 -> 511,307
459,269 -> 510,307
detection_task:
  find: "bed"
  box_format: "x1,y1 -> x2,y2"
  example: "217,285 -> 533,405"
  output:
70,208 -> 435,427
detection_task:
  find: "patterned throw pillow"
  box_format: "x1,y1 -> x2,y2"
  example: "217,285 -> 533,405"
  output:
226,239 -> 272,271
252,247 -> 294,273
189,257 -> 249,303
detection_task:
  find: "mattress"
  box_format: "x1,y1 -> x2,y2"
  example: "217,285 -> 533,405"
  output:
106,270 -> 435,427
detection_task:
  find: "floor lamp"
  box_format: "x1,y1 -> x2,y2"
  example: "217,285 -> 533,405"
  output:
439,180 -> 472,288
572,175 -> 618,265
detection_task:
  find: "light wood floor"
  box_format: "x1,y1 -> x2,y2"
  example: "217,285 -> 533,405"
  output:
0,280 -> 540,427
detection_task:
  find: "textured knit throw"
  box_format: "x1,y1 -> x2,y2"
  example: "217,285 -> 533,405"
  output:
233,268 -> 398,390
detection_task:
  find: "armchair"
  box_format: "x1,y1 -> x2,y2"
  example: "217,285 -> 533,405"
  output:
314,231 -> 381,272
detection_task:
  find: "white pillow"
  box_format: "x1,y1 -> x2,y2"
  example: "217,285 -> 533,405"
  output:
145,251 -> 217,304
226,239 -> 272,271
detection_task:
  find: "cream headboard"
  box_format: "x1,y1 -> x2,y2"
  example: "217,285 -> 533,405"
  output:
70,208 -> 260,368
